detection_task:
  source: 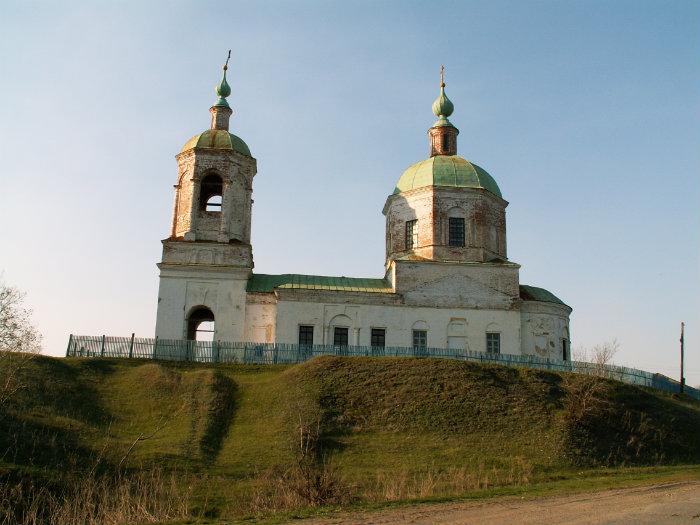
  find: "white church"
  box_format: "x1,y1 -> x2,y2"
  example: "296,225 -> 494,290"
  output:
154,61 -> 572,360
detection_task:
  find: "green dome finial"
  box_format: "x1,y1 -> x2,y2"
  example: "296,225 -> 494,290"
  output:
214,50 -> 232,108
431,65 -> 455,127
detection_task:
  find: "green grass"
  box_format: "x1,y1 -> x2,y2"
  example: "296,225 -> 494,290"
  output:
0,354 -> 698,523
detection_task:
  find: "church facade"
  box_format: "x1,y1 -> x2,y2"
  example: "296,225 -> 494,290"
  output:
155,62 -> 572,360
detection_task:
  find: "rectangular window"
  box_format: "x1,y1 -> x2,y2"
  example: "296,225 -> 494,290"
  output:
562,338 -> 568,361
371,328 -> 386,348
333,327 -> 349,347
413,330 -> 427,350
405,220 -> 418,250
449,217 -> 465,247
486,332 -> 501,354
298,325 -> 314,347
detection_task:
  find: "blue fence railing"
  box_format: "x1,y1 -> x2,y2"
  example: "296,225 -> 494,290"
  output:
65,334 -> 699,400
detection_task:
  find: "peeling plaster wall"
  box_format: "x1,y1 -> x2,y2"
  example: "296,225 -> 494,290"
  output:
394,260 -> 520,308
520,301 -> 572,360
384,186 -> 507,265
172,149 -> 256,243
244,293 -> 277,342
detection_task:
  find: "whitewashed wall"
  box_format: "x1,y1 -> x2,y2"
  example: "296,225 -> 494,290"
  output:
248,296 -> 520,354
155,266 -> 249,341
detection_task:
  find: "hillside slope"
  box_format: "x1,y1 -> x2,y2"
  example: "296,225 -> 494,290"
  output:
0,354 -> 698,522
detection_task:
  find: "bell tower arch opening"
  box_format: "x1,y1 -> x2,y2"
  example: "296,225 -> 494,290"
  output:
199,173 -> 224,212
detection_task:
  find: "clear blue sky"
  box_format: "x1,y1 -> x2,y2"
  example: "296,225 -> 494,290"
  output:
1,1 -> 698,385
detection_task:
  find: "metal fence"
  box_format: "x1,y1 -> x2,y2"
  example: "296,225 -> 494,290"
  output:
65,334 -> 699,400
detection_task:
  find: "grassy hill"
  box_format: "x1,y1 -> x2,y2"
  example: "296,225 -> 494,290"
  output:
0,354 -> 698,524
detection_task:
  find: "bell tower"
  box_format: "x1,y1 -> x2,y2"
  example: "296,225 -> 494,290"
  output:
155,52 -> 257,342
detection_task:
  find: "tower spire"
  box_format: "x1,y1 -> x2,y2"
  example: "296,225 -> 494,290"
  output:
214,50 -> 232,108
210,50 -> 234,131
431,64 -> 454,125
428,65 -> 459,157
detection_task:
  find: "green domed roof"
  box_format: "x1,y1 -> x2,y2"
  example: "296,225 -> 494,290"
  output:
180,129 -> 251,157
394,155 -> 502,198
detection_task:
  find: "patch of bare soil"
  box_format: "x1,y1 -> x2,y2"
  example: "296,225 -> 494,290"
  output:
292,481 -> 700,525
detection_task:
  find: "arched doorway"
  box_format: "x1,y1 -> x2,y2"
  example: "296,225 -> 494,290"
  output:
187,307 -> 215,341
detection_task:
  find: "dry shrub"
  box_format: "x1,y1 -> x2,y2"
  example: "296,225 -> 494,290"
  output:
248,409 -> 351,514
370,458 -> 533,502
249,459 -> 350,514
0,468 -> 192,525
563,373 -> 611,424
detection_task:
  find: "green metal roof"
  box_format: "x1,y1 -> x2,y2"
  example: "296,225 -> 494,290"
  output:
247,274 -> 393,294
181,129 -> 251,157
394,155 -> 502,198
519,285 -> 568,306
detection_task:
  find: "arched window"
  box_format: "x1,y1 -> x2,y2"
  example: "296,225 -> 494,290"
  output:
442,134 -> 450,151
328,314 -> 352,349
199,174 -> 223,213
187,307 -> 215,341
411,320 -> 429,352
485,322 -> 501,354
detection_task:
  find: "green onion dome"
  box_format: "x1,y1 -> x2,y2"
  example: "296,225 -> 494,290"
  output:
394,155 -> 501,198
431,70 -> 455,128
180,129 -> 251,157
432,85 -> 454,120
213,56 -> 232,108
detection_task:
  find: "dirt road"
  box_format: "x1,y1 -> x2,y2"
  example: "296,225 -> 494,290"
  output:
293,481 -> 700,524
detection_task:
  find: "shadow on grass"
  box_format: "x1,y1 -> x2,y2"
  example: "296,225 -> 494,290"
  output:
9,355 -> 110,426
199,372 -> 239,464
0,413 -> 107,474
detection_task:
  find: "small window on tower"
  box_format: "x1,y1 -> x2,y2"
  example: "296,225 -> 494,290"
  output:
405,220 -> 418,250
199,173 -> 223,213
449,217 -> 465,247
442,134 -> 450,151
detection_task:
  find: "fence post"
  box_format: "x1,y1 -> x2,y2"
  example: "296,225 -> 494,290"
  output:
128,333 -> 135,359
153,336 -> 158,360
100,335 -> 106,357
66,334 -> 73,357
213,340 -> 220,364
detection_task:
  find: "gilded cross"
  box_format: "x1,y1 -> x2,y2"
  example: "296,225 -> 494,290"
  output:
440,65 -> 445,87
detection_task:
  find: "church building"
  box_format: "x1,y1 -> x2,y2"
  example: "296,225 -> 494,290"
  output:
155,60 -> 572,360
